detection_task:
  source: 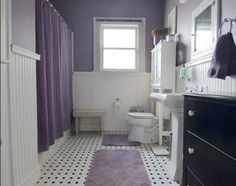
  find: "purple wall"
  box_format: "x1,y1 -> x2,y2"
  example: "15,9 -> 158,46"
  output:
50,0 -> 165,72
12,0 -> 35,51
164,0 -> 236,65
164,0 -> 201,65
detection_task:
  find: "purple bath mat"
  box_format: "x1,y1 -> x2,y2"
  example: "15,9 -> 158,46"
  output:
85,150 -> 151,186
102,134 -> 140,146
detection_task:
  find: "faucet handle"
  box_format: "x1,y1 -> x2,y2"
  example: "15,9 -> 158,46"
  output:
200,86 -> 208,93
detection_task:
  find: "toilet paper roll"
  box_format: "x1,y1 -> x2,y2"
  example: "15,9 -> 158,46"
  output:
163,106 -> 171,119
155,103 -> 171,119
114,98 -> 121,109
114,101 -> 121,107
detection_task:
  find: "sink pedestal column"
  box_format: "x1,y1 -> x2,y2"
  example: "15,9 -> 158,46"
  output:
166,111 -> 184,181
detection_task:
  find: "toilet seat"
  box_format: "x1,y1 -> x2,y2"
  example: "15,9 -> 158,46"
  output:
127,112 -> 156,119
126,112 -> 158,128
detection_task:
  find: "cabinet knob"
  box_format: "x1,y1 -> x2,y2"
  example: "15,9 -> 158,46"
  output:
188,148 -> 195,154
188,110 -> 195,117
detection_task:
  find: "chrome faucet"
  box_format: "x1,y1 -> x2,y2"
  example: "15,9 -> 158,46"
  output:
185,86 -> 208,93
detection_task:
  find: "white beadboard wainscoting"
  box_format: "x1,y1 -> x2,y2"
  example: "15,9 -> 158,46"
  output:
8,45 -> 40,186
1,63 -> 13,186
73,72 -> 151,131
176,60 -> 236,94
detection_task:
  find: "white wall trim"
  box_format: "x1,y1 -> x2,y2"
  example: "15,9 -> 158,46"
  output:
11,44 -> 40,60
0,59 -> 10,64
176,52 -> 213,70
71,32 -> 75,73
1,0 -> 11,64
38,129 -> 71,165
19,165 -> 41,186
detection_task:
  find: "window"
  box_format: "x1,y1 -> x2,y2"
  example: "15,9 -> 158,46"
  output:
94,17 -> 145,71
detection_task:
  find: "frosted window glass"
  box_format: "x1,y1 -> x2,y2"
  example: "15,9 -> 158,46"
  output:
103,29 -> 136,48
103,49 -> 135,69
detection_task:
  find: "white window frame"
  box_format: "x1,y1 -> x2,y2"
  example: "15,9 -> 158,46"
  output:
93,17 -> 146,72
100,24 -> 138,71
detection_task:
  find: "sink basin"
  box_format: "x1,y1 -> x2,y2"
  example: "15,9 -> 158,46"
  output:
149,93 -> 184,112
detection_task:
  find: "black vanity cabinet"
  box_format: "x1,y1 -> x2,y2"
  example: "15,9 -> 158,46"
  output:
183,94 -> 236,186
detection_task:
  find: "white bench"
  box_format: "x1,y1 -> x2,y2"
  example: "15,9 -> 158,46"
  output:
73,109 -> 105,136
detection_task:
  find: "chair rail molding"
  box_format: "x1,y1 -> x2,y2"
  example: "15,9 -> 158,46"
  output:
11,44 -> 40,61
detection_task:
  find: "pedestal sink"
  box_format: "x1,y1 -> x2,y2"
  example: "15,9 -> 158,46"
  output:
149,93 -> 184,182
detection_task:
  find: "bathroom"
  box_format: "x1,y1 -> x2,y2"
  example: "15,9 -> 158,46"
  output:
1,0 -> 236,185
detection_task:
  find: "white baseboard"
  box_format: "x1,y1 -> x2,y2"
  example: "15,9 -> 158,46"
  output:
19,165 -> 41,186
38,129 -> 71,165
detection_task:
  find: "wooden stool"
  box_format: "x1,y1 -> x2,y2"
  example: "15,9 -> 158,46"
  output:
73,109 -> 105,136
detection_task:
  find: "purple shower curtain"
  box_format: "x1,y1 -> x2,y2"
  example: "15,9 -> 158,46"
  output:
36,0 -> 73,152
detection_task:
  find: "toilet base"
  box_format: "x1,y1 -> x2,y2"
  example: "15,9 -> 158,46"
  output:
128,124 -> 159,144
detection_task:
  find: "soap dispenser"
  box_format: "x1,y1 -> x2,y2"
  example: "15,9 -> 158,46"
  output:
180,65 -> 186,78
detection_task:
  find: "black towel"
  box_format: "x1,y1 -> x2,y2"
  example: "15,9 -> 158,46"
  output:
208,32 -> 236,79
227,33 -> 236,76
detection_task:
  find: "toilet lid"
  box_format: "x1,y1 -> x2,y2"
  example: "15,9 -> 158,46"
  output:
127,112 -> 155,119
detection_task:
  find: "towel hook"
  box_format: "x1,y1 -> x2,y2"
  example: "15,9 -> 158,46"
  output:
218,17 -> 236,37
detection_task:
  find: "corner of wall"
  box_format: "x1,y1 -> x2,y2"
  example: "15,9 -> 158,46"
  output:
19,165 -> 41,186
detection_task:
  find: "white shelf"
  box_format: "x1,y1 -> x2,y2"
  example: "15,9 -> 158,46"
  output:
150,41 -> 176,146
151,146 -> 169,156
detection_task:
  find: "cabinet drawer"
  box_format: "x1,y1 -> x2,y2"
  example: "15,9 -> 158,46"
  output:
185,97 -> 236,159
184,132 -> 236,186
185,167 -> 203,186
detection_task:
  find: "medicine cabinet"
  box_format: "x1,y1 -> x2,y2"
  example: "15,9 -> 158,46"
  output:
191,0 -> 220,61
151,40 -> 176,89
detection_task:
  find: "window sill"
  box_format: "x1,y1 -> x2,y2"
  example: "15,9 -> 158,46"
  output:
98,69 -> 138,72
73,71 -> 150,76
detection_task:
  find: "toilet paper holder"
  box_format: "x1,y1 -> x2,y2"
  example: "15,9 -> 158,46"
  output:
114,98 -> 121,106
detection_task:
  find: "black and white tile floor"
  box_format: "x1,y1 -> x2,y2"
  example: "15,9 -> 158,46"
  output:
35,132 -> 179,186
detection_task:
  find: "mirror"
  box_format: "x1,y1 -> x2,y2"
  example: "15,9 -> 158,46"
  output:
191,0 -> 220,61
194,5 -> 212,51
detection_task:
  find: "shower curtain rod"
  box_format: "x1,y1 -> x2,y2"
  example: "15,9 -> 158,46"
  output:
44,0 -> 73,32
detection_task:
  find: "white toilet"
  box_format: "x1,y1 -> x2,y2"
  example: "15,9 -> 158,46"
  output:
125,112 -> 159,144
